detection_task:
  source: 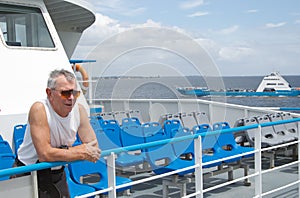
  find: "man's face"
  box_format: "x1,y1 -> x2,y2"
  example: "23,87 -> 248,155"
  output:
47,75 -> 80,117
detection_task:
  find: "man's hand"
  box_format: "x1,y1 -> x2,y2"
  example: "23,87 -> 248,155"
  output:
85,139 -> 101,162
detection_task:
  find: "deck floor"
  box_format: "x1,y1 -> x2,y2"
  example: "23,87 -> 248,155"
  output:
116,155 -> 299,198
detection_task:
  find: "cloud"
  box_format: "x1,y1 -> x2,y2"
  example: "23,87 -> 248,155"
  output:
295,19 -> 300,24
246,9 -> 258,13
91,0 -> 146,17
218,46 -> 255,61
188,11 -> 209,17
179,0 -> 205,9
219,25 -> 239,34
265,22 -> 287,28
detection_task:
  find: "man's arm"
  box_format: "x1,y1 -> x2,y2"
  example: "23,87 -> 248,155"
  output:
29,102 -> 100,162
77,104 -> 99,146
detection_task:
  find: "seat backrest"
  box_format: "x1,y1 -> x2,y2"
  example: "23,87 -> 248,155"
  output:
243,117 -> 258,146
13,124 -> 27,154
96,120 -> 122,150
68,158 -> 107,185
213,122 -> 238,149
65,167 -> 95,198
194,112 -> 210,125
142,122 -> 177,168
180,112 -> 198,129
0,154 -> 15,181
128,110 -> 144,123
269,113 -> 289,135
163,119 -> 181,138
170,125 -> 194,158
254,115 -> 284,147
90,116 -> 104,131
281,112 -> 298,135
158,113 -> 172,128
120,117 -> 144,147
193,124 -> 219,151
0,140 -> 14,155
114,111 -> 128,125
99,112 -> 115,121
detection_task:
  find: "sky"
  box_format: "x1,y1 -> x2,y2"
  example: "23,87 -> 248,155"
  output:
72,0 -> 300,77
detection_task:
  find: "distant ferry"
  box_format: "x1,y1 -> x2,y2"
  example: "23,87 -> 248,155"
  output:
176,72 -> 300,97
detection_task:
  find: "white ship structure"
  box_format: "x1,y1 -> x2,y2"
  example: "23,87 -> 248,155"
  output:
0,1 -> 299,198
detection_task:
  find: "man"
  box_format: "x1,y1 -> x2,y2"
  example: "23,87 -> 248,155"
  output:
15,69 -> 101,197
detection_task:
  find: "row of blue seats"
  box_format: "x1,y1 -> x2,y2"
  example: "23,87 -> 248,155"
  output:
90,116 -> 254,175
0,135 -> 15,181
1,113 -> 253,197
0,123 -> 28,181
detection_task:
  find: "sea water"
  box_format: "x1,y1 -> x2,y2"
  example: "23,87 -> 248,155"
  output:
91,75 -> 300,110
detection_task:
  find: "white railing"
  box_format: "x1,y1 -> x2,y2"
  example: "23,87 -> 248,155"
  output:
0,117 -> 299,198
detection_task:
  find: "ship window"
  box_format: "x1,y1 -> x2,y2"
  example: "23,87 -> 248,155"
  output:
0,3 -> 54,48
266,83 -> 276,86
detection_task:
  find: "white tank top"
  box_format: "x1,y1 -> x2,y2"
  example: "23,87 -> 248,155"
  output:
18,99 -> 80,165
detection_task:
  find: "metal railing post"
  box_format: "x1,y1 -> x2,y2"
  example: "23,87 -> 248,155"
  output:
107,152 -> 117,198
255,125 -> 262,197
194,135 -> 203,198
297,122 -> 300,198
32,171 -> 38,198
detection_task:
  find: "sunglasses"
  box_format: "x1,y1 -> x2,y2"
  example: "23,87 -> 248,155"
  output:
52,89 -> 81,99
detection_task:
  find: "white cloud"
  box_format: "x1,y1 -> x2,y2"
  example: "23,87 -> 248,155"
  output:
219,25 -> 239,34
295,19 -> 300,24
218,46 -> 254,61
188,11 -> 209,17
246,9 -> 258,13
91,0 -> 146,17
179,0 -> 205,9
265,22 -> 287,28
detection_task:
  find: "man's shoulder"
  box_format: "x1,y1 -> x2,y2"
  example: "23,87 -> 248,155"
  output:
30,101 -> 46,112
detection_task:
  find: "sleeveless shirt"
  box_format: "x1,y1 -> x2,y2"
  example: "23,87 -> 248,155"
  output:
18,99 -> 80,165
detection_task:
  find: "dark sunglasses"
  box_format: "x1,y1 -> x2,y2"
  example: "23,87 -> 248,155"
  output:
52,89 -> 80,99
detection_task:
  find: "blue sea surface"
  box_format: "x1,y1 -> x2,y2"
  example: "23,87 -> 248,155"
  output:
92,75 -> 300,110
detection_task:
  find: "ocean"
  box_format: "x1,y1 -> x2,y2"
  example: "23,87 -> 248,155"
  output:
91,75 -> 300,110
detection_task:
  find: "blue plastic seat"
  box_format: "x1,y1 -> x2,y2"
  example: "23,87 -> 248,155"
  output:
65,167 -> 95,198
97,119 -> 123,150
212,122 -> 254,159
13,124 -> 27,155
95,119 -> 145,168
0,140 -> 15,181
118,118 -> 146,167
68,158 -> 132,194
142,122 -> 195,176
90,116 -> 104,132
164,119 -> 194,158
0,140 -> 14,155
192,124 -> 225,167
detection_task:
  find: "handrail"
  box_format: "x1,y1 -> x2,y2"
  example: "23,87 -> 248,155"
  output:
0,117 -> 300,179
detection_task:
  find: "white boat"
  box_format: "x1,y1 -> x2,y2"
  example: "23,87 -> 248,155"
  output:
177,72 -> 300,97
0,1 -> 300,198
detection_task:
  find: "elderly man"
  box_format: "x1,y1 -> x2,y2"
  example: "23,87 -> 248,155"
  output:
15,69 -> 101,197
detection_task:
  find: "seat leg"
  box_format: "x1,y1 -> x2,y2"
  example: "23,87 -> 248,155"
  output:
180,182 -> 187,197
162,180 -> 169,198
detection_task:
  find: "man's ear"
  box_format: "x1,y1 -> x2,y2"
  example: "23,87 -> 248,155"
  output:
46,88 -> 52,97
